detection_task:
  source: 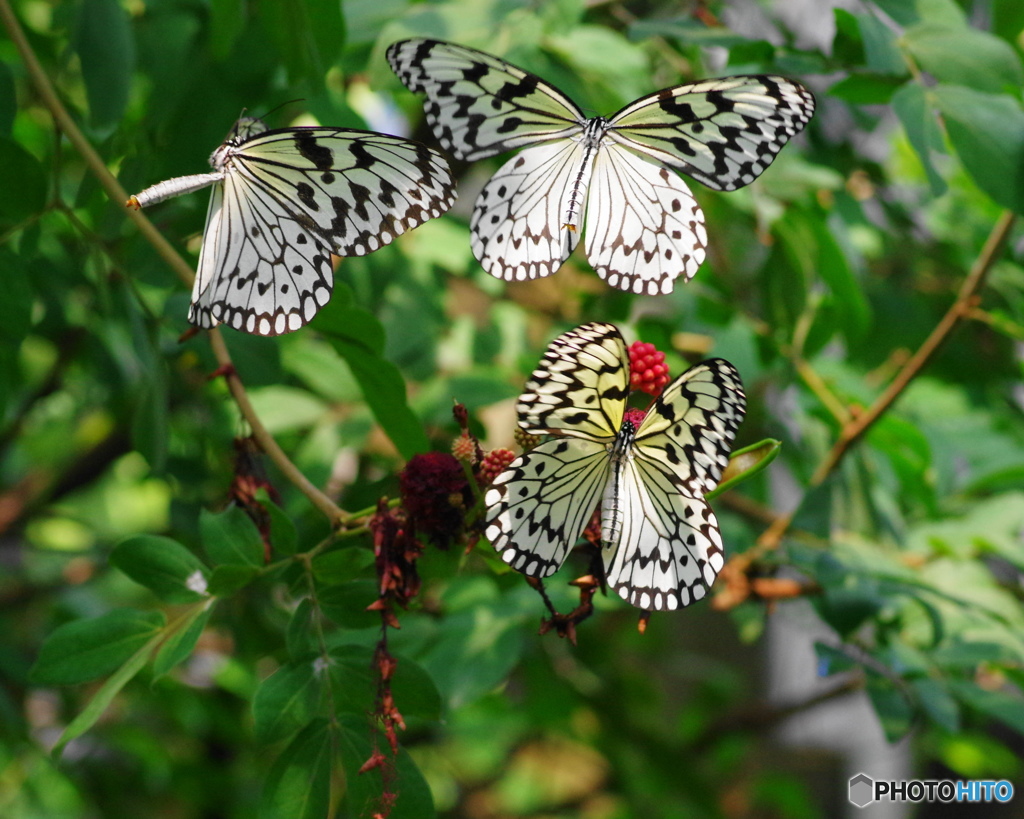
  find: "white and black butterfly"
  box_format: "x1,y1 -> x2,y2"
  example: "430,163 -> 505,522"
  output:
484,323 -> 746,611
388,39 -> 814,296
128,117 -> 456,336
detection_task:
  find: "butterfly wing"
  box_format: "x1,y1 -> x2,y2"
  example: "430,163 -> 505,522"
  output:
485,437 -> 609,577
602,358 -> 746,610
603,458 -> 725,610
189,173 -> 336,334
585,144 -> 706,295
471,139 -> 592,283
190,128 -> 455,335
387,38 -> 586,161
516,322 -> 629,439
484,322 -> 633,576
606,75 -> 815,192
634,358 -> 747,496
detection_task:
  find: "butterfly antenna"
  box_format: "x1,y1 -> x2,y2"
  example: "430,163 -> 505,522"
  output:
259,99 -> 306,123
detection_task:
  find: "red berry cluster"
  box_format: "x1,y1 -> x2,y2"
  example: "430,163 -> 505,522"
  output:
479,448 -> 516,484
628,340 -> 670,396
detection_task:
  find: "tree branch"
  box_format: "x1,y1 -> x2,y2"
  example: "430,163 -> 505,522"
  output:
0,0 -> 345,527
721,210 -> 1016,582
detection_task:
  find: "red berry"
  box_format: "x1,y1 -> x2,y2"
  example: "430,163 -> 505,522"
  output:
628,340 -> 670,396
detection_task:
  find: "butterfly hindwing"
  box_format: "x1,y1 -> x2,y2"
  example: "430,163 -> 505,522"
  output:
516,322 -> 628,440
607,75 -> 816,192
471,140 -> 589,283
484,437 -> 609,577
387,38 -> 585,161
585,144 -> 706,295
603,456 -> 724,611
189,175 -> 335,334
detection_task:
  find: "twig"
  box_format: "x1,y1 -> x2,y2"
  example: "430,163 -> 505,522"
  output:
0,0 -> 345,527
723,210 -> 1016,579
807,210 -> 1015,488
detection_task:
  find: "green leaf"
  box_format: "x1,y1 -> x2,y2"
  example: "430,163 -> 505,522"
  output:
710,439 -> 781,499
31,609 -> 166,685
902,23 -> 1024,95
257,0 -> 345,86
131,361 -> 169,472
209,0 -> 246,60
311,289 -> 429,459
286,599 -> 319,659
0,249 -> 33,344
201,506 -> 265,568
630,18 -> 748,48
865,670 -> 914,742
207,565 -> 261,596
855,12 -> 907,75
73,0 -> 135,127
338,715 -> 436,819
948,681 -> 1024,736
932,85 -> 1024,213
110,535 -> 210,603
317,580 -> 380,629
0,61 -> 15,136
0,137 -> 46,223
260,490 -> 298,556
252,659 -> 322,745
813,217 -> 871,342
260,719 -> 333,819
911,677 -> 960,732
827,74 -> 905,104
153,603 -> 214,679
329,645 -> 443,722
891,82 -> 947,196
53,624 -> 166,757
311,547 -> 375,584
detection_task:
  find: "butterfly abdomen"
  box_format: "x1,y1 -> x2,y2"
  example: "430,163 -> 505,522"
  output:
600,420 -> 637,550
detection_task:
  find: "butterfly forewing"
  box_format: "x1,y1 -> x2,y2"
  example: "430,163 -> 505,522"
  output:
484,438 -> 609,577
585,144 -> 706,295
516,322 -> 629,439
633,358 -> 746,496
387,38 -> 585,161
608,75 -> 815,192
232,129 -> 455,256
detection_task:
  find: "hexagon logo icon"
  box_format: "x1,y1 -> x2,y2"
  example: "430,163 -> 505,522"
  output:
849,773 -> 875,808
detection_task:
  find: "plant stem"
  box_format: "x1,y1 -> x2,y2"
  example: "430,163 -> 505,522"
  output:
730,210 -> 1016,568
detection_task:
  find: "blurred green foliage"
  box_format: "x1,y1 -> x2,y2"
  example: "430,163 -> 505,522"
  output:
1,0 -> 1024,817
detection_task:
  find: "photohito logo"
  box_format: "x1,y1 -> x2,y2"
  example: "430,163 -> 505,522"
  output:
849,773 -> 1014,808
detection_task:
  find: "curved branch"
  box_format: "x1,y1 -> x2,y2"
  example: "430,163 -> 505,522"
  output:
722,210 -> 1016,581
0,0 -> 346,526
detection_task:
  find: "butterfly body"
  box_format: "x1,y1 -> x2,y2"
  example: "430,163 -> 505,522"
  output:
484,322 -> 746,611
389,39 -> 814,295
129,116 -> 455,335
